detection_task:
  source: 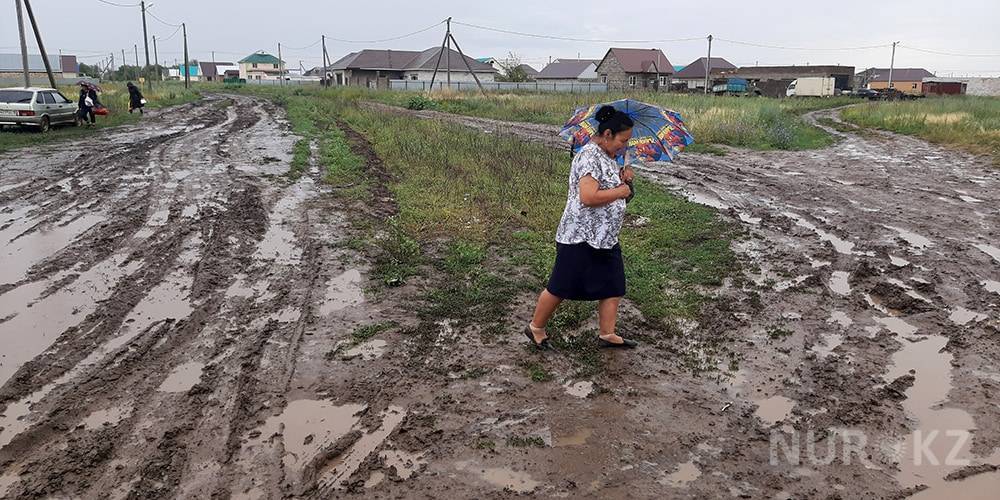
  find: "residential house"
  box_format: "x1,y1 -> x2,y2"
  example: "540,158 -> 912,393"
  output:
964,77 -> 1000,96
517,64 -> 539,81
59,55 -> 78,78
329,47 -> 496,89
177,63 -> 200,81
596,48 -> 673,91
535,59 -> 599,84
200,61 -> 237,82
672,57 -> 737,91
239,52 -> 285,81
732,65 -> 855,97
857,68 -> 934,95
476,57 -> 502,72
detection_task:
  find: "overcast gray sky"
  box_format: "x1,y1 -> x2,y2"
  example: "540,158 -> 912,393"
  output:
4,0 -> 1000,76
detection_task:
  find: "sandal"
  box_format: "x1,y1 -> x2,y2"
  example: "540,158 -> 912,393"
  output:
598,336 -> 638,349
524,325 -> 554,351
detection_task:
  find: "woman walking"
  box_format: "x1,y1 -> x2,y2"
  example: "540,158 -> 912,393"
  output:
77,86 -> 96,126
525,105 -> 638,350
127,82 -> 145,114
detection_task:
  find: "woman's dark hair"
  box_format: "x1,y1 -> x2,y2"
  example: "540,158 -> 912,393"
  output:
596,105 -> 634,136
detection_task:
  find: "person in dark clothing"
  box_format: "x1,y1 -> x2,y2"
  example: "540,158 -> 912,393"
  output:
77,87 -> 96,126
126,82 -> 145,114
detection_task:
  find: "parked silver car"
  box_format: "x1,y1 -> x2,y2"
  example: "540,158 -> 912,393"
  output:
0,87 -> 79,132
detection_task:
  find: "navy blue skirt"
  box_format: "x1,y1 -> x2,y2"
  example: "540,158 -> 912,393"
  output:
546,242 -> 626,301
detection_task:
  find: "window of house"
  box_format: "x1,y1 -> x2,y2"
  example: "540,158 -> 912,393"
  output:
252,63 -> 258,68
273,64 -> 278,69
628,75 -> 636,87
601,75 -> 607,83
912,83 -> 918,89
411,74 -> 418,80
659,76 -> 668,87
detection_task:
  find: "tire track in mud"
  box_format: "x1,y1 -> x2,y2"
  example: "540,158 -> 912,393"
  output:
351,102 -> 1000,498
0,94 -> 351,499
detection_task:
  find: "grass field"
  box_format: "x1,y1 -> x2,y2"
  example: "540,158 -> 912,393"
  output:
0,83 -> 200,153
246,86 -> 737,357
840,95 -> 1000,164
367,90 -> 855,152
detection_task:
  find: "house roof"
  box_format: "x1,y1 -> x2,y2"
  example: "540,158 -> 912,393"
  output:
331,47 -> 496,73
239,52 -> 283,65
599,48 -> 672,74
199,61 -> 235,77
517,64 -> 539,76
865,68 -> 934,82
537,59 -> 597,79
0,53 -> 61,72
674,57 -> 736,79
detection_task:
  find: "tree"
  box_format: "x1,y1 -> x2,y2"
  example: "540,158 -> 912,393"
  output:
78,63 -> 101,78
497,52 -> 530,82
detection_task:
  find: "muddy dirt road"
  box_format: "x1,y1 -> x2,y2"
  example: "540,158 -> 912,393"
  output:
1,96 -> 998,499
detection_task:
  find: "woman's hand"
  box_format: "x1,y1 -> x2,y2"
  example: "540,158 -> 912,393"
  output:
579,175 -> 632,207
620,167 -> 635,183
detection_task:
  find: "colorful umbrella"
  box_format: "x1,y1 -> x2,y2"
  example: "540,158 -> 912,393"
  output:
77,80 -> 102,93
560,99 -> 694,165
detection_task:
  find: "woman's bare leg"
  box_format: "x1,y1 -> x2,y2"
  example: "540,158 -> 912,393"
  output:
529,289 -> 563,342
597,297 -> 624,343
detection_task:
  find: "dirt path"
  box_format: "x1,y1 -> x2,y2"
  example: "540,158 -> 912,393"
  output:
357,102 -> 1000,498
1,96 -> 998,499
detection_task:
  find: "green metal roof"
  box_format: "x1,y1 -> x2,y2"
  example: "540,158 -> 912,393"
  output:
239,52 -> 283,64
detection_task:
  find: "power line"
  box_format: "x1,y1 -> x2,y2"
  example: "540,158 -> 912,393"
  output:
898,45 -> 1000,58
281,39 -> 322,51
94,0 -> 140,7
158,24 -> 183,42
146,8 -> 182,28
715,37 -> 890,51
452,20 -> 703,44
324,20 -> 446,44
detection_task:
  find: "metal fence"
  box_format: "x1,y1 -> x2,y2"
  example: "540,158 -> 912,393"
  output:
0,76 -> 99,87
389,80 -> 609,93
243,78 -> 322,86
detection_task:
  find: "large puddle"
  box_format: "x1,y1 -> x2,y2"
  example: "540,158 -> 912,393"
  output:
157,361 -> 205,393
975,244 -> 1000,264
317,406 -> 406,490
884,226 -> 933,251
878,315 -> 996,493
754,395 -> 795,426
318,269 -> 364,316
454,460 -> 540,494
0,212 -> 105,285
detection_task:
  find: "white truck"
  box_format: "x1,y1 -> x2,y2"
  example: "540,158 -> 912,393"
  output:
786,77 -> 836,97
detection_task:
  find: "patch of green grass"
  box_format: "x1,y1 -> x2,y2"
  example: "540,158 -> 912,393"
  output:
352,321 -> 399,343
519,360 -> 553,382
686,142 -> 727,156
506,435 -> 546,448
0,83 -> 200,153
840,96 -> 1000,164
289,138 -> 311,179
372,221 -> 423,287
366,90 -> 853,151
472,438 -> 496,450
767,326 -> 793,340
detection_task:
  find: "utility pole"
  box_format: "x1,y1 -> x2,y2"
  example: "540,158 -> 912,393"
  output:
152,35 -> 159,80
429,19 -> 486,96
140,1 -> 151,89
122,48 -> 127,74
888,41 -> 898,90
134,44 -> 139,68
321,34 -> 329,87
22,0 -> 56,88
212,51 -> 215,63
182,22 -> 190,88
446,17 -> 451,87
277,42 -> 283,86
704,34 -> 713,95
110,52 -> 115,78
15,0 -> 31,87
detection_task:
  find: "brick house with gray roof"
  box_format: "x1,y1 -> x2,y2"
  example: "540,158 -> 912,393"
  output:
596,48 -> 673,91
329,47 -> 496,89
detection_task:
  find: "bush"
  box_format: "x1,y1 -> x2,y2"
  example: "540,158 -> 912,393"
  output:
406,95 -> 437,111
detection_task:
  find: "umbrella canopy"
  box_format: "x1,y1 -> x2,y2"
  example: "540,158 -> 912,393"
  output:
560,99 -> 694,165
77,80 -> 102,93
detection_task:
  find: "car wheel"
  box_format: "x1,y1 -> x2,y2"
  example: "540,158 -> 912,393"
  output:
39,116 -> 50,133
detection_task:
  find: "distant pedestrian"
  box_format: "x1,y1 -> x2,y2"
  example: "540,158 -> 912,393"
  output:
525,105 -> 638,350
127,82 -> 145,115
77,87 -> 96,126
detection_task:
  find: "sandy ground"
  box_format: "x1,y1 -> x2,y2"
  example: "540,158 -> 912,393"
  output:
0,96 -> 998,499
